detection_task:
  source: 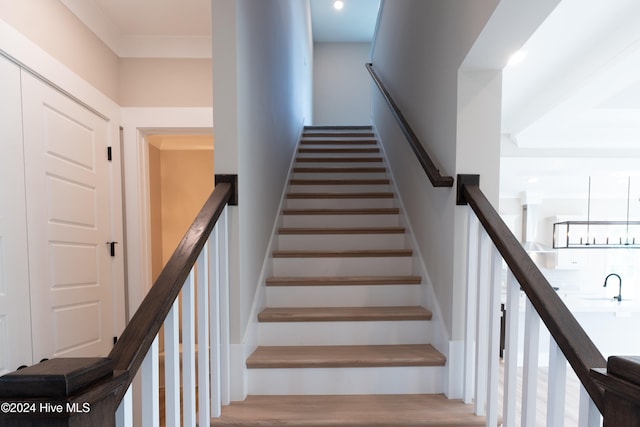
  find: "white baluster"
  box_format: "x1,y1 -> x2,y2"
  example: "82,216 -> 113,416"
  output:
182,270 -> 196,426
579,385 -> 602,427
197,246 -> 211,425
209,224 -> 222,417
164,300 -> 180,426
547,337 -> 567,427
141,335 -> 159,427
218,207 -> 231,405
115,385 -> 133,427
464,211 -> 480,404
474,230 -> 491,416
486,245 -> 502,427
502,270 -> 520,427
522,299 -> 540,427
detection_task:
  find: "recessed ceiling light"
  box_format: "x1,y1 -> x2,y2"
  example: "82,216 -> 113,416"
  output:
333,1 -> 344,11
507,50 -> 527,67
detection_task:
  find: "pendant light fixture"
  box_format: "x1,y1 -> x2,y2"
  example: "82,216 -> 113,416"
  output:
553,176 -> 640,249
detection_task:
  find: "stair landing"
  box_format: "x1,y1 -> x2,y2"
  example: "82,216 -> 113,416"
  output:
214,394 -> 485,427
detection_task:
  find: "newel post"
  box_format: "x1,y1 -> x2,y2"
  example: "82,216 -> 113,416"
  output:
592,356 -> 640,426
0,358 -> 126,427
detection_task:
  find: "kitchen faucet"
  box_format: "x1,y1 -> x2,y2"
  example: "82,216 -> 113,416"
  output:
603,273 -> 622,302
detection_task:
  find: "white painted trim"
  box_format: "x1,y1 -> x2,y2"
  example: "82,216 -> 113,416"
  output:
118,35 -> 212,59
120,107 -> 213,313
0,19 -> 127,339
0,21 -> 118,118
59,0 -> 211,59
140,336 -> 160,427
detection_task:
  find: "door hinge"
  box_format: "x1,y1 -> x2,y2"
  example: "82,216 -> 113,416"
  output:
107,241 -> 118,257
107,146 -> 113,161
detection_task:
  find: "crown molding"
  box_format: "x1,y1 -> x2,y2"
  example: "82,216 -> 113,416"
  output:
59,0 -> 211,59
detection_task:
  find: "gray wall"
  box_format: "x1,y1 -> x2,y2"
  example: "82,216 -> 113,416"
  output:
313,42 -> 372,125
370,0 -> 500,340
212,0 -> 313,341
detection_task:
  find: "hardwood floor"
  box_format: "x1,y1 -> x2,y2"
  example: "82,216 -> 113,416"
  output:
215,394 -> 485,427
246,344 -> 446,369
498,362 -> 583,426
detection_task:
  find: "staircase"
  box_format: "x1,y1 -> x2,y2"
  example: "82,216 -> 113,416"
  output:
216,126 -> 483,426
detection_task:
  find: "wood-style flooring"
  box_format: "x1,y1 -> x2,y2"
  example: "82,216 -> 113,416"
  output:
214,394 -> 485,427
245,344 -> 446,369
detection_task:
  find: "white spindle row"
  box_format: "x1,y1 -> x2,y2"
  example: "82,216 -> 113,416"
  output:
115,206 -> 231,426
464,211 -> 603,426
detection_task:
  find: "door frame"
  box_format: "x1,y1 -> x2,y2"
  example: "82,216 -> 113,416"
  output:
120,107 -> 213,315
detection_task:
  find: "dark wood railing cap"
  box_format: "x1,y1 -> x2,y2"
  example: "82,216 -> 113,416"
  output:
607,356 -> 640,385
0,358 -> 113,398
592,357 -> 640,424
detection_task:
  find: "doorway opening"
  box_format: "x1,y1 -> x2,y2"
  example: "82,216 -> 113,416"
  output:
147,134 -> 215,280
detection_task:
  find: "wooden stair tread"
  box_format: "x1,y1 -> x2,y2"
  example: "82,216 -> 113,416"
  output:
304,125 -> 373,130
266,275 -> 422,286
282,208 -> 399,215
300,139 -> 377,145
258,306 -> 433,322
293,166 -> 386,173
298,147 -> 380,153
272,249 -> 413,258
296,157 -> 383,163
246,344 -> 446,368
278,226 -> 405,234
215,394 -> 485,427
287,192 -> 393,199
290,179 -> 389,185
303,132 -> 375,137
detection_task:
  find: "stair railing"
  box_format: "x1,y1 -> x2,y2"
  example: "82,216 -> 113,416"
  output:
368,62 -> 640,426
365,63 -> 454,188
0,176 -> 237,427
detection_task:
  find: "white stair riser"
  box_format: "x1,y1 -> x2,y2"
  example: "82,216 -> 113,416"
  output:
292,172 -> 388,180
288,184 -> 391,193
272,257 -> 413,276
247,366 -> 444,395
277,233 -> 407,250
266,284 -> 422,307
258,321 -> 432,346
282,214 -> 400,228
285,197 -> 396,209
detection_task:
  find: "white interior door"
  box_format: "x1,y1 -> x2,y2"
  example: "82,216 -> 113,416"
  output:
21,71 -> 115,360
0,57 -> 33,373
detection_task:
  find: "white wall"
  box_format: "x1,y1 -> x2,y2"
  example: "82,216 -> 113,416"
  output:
313,42 -> 372,125
213,0 -> 313,343
370,0 -> 499,340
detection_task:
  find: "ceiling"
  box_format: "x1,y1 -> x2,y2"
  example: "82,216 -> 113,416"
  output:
60,0 -> 379,58
500,0 -> 640,200
310,0 -> 380,43
60,0 -> 640,201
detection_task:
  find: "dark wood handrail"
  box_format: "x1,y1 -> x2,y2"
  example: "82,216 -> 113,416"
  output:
366,63 -> 454,188
108,181 -> 233,402
460,181 -> 607,412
